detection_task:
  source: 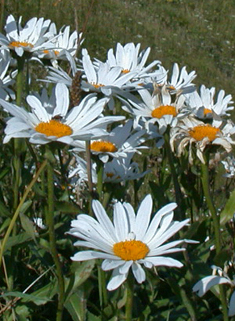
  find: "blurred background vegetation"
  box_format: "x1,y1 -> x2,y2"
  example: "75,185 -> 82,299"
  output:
1,0 -> 235,106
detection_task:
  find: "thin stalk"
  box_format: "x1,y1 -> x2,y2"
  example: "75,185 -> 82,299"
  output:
16,56 -> 25,106
85,141 -> 93,215
201,161 -> 221,251
0,159 -> 47,267
200,159 -> 229,321
98,266 -> 108,312
125,274 -> 134,321
96,158 -> 104,200
0,0 -> 5,32
46,158 -> 65,321
13,56 -> 26,211
164,132 -> 184,219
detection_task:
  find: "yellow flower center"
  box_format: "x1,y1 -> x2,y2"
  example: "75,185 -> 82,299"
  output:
35,119 -> 72,137
113,240 -> 149,261
203,108 -> 212,115
91,82 -> 104,88
43,49 -> 60,55
151,105 -> 177,119
9,41 -> 34,48
122,69 -> 130,73
90,141 -> 117,152
189,124 -> 221,141
106,172 -> 115,178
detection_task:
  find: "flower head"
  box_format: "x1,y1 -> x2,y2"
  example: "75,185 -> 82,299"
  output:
185,85 -> 234,120
0,15 -> 51,57
170,116 -> 235,163
69,153 -> 150,185
72,119 -> 147,163
102,42 -> 161,80
68,194 -> 193,291
154,63 -> 196,95
123,86 -> 188,135
0,83 -> 125,145
37,23 -> 83,66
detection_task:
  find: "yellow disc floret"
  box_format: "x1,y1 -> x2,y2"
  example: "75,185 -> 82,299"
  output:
91,82 -> 104,89
203,108 -> 212,115
9,41 -> 34,48
35,119 -> 72,138
151,105 -> 177,119
90,141 -> 117,153
113,240 -> 149,261
189,124 -> 221,142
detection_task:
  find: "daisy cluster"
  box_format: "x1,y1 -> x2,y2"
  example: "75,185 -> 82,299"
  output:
0,15 -> 235,308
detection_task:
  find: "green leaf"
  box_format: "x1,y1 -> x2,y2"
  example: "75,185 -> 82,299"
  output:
20,212 -> 37,243
87,312 -> 102,321
0,200 -> 11,217
4,232 -> 31,253
65,260 -> 95,300
29,277 -> 58,301
0,291 -> 50,306
55,201 -> 81,213
220,189 -> 235,225
64,290 -> 86,321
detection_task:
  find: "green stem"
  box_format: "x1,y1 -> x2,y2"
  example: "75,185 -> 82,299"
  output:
85,141 -> 93,215
13,56 -> 26,211
125,274 -> 134,321
0,159 -> 47,267
16,56 -> 25,106
164,132 -> 184,220
200,159 -> 228,321
46,157 -> 65,321
200,161 -> 220,251
96,158 -> 104,200
98,266 -> 108,312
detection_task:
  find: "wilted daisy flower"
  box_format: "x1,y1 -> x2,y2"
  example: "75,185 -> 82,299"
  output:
0,15 -> 52,57
0,83 -> 125,145
193,265 -> 235,317
68,194 -> 193,291
69,153 -> 150,185
185,85 -> 234,120
154,63 -> 196,95
99,42 -> 161,80
37,23 -> 83,66
72,119 -> 147,163
0,50 -> 16,100
170,116 -> 235,164
123,86 -> 188,135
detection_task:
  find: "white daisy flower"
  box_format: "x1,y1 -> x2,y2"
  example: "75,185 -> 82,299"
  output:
170,116 -> 235,164
193,265 -> 235,317
0,83 -> 125,145
68,194 -> 193,291
72,119 -> 147,163
0,49 -> 16,100
123,86 -> 188,135
97,42 -> 161,80
0,15 -> 52,57
69,153 -> 150,185
154,63 -> 196,95
81,48 -> 139,109
185,85 -> 234,120
37,23 -> 83,66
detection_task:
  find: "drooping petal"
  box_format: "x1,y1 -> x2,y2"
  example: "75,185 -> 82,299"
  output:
192,276 -> 232,297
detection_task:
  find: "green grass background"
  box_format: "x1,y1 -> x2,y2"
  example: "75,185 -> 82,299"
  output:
1,0 -> 235,98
